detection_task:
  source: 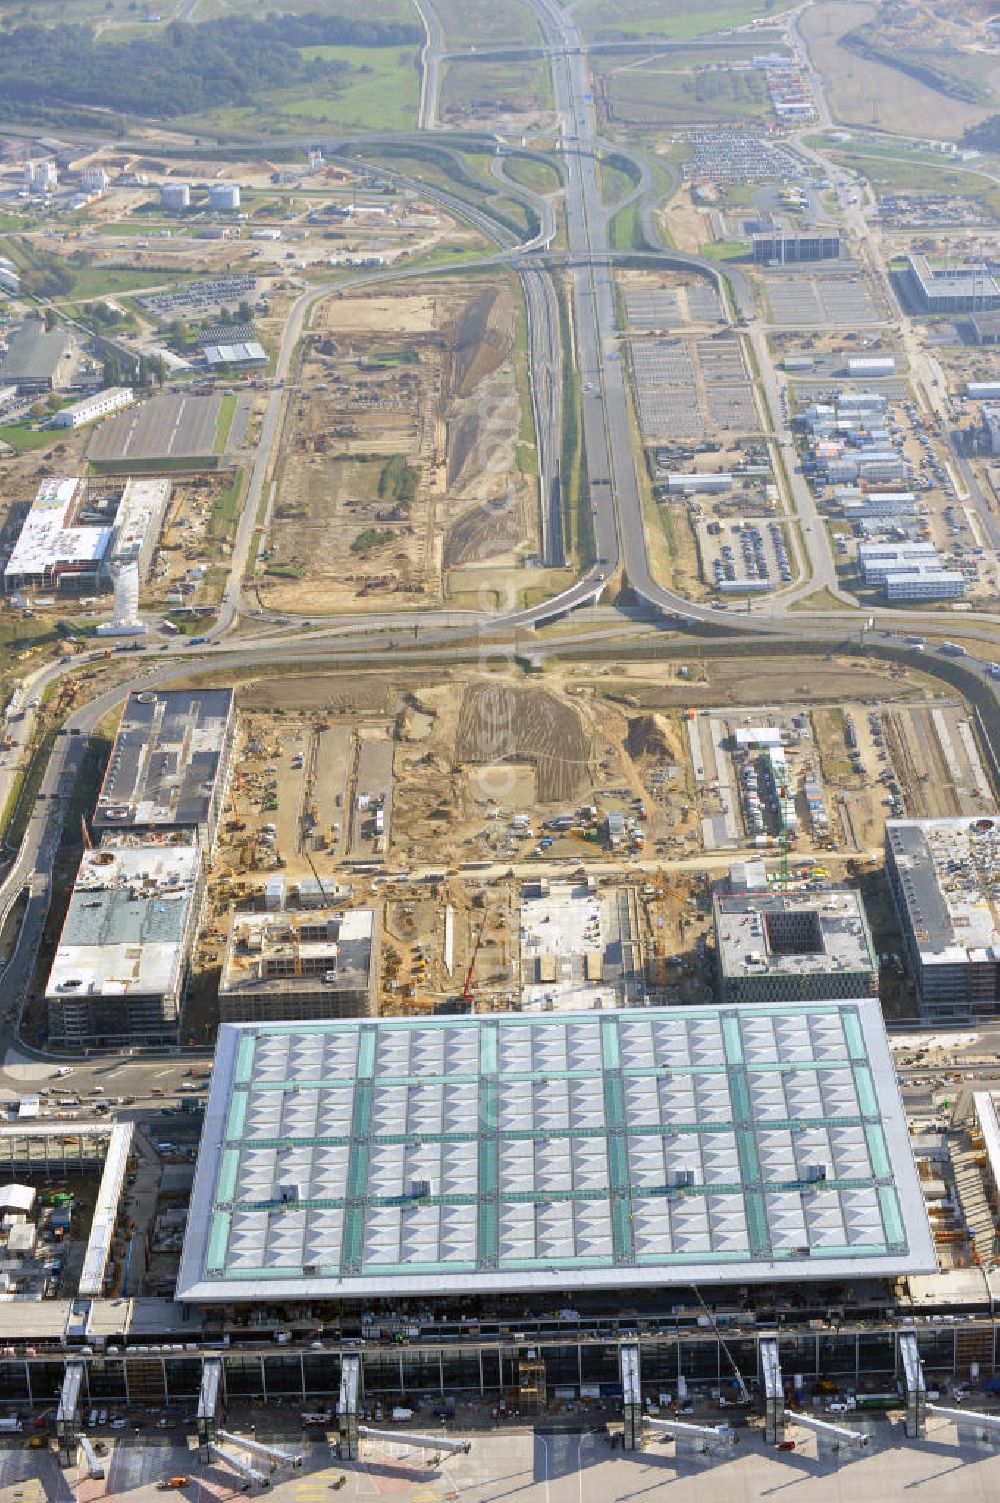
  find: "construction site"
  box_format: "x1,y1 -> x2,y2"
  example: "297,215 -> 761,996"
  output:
258,277 -> 538,615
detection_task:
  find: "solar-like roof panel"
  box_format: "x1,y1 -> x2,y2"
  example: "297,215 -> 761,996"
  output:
177,1002 -> 936,1302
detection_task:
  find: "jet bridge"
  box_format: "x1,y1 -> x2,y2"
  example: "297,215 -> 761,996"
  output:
760,1337 -> 784,1445
208,1441 -> 271,1489
645,1416 -> 739,1456
357,1427 -> 471,1454
338,1352 -> 361,1461
899,1330 -> 926,1439
620,1342 -> 642,1450
217,1430 -> 303,1471
927,1403 -> 1000,1446
786,1411 -> 869,1453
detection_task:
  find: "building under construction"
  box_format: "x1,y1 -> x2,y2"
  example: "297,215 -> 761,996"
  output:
218,907 -> 376,1022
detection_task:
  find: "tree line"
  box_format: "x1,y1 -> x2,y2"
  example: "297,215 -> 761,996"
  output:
0,11 -> 421,120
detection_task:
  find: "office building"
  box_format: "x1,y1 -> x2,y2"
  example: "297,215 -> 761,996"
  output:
713,887 -> 878,1005
886,816 -> 1000,1020
51,387 -> 133,429
45,842 -> 204,1048
92,688 -> 235,849
4,477 -> 112,594
176,1001 -> 935,1306
219,907 -> 376,1022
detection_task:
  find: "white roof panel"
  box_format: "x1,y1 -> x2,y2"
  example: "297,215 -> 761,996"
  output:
177,1003 -> 937,1303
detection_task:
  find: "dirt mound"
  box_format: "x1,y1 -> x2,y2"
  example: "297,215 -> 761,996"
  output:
444,496 -> 523,568
450,286 -> 514,396
626,713 -> 682,764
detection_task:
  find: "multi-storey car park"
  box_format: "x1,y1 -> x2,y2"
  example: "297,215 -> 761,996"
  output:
45,840 -> 205,1048
885,816 -> 1000,1020
92,688 -> 235,850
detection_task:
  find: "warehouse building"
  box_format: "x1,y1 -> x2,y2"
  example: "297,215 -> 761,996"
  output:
51,387 -> 133,429
45,841 -> 205,1048
219,907 -> 376,1022
202,341 -> 266,370
92,688 -> 235,849
905,255 -> 1000,313
713,887 -> 878,1005
176,1001 -> 935,1308
752,232 -> 841,262
886,816 -> 1000,1021
0,318 -> 76,393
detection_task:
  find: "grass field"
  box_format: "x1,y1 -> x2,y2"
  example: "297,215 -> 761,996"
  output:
430,0 -> 540,47
601,62 -> 770,124
441,58 -> 552,118
0,421 -> 58,452
798,1 -> 994,140
194,0 -> 413,17
823,144 -> 1000,214
503,156 -> 563,194
179,44 -> 419,134
576,0 -> 797,42
214,394 -> 238,455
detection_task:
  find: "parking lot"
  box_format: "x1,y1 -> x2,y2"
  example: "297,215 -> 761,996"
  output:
698,516 -> 792,592
630,336 -> 757,442
765,269 -> 881,326
137,275 -> 259,325
88,393 -> 228,463
687,130 -> 805,182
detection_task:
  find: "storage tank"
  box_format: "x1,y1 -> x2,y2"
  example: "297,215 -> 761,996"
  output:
160,182 -> 191,210
209,183 -> 241,211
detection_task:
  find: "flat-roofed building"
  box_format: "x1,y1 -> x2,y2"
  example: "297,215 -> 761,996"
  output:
885,816 -> 1000,1020
714,887 -> 878,1005
0,318 -> 75,392
176,1002 -> 936,1307
752,232 -> 841,262
905,254 -> 1000,313
219,907 -> 376,1022
45,842 -> 204,1048
3,477 -> 112,594
92,688 -> 235,849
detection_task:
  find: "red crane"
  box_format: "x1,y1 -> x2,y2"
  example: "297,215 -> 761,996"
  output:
461,914 -> 490,1006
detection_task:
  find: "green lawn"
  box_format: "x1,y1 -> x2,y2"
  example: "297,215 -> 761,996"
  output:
576,0 -> 796,41
214,393 -> 238,455
503,156 -> 563,195
209,469 -> 244,538
283,44 -> 419,131
0,422 -> 58,452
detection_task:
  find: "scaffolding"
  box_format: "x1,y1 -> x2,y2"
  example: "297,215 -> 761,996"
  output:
517,1355 -> 546,1414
